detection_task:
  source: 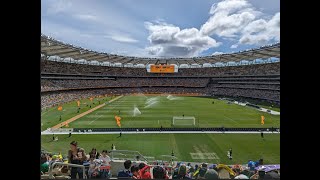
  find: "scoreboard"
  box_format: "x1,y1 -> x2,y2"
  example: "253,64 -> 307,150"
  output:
149,64 -> 176,73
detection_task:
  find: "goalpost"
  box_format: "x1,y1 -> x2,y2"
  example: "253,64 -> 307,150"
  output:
172,116 -> 196,127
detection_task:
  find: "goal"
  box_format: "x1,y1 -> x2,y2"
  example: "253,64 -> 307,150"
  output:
172,116 -> 196,127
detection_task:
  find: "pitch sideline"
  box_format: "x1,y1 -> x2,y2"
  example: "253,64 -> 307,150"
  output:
49,95 -> 123,130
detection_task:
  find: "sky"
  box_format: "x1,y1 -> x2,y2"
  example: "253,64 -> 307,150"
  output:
41,0 -> 280,58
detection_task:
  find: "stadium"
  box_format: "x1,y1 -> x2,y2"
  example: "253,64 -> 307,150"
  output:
41,0 -> 280,179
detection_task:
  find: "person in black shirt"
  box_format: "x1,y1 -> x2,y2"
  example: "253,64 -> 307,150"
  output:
59,115 -> 62,121
261,131 -> 264,139
68,141 -> 87,179
229,148 -> 232,160
68,130 -> 72,138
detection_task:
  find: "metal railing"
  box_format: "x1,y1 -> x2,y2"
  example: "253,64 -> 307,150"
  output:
109,150 -> 148,162
48,162 -> 87,179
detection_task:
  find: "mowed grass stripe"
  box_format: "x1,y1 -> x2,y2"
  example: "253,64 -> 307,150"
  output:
47,95 -> 279,128
41,133 -> 279,164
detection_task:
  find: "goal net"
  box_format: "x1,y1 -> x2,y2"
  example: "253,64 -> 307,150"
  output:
172,116 -> 196,127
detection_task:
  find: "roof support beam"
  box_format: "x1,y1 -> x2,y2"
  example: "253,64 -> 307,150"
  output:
47,49 -> 79,56
69,53 -> 98,60
41,45 -> 65,51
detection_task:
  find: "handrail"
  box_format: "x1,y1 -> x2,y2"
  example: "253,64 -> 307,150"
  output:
109,150 -> 148,162
48,162 -> 87,179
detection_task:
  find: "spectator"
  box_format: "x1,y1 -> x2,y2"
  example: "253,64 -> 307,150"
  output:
263,171 -> 280,180
117,160 -> 133,178
89,148 -> 100,159
88,155 -> 99,178
153,166 -> 169,179
68,141 -> 87,179
204,169 -> 219,180
131,165 -> 141,179
40,153 -> 49,174
99,150 -> 111,178
139,163 -> 152,179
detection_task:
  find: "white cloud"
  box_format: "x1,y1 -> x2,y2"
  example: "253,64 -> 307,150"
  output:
46,0 -> 72,15
239,12 -> 280,45
104,34 -> 139,43
199,0 -> 279,45
212,51 -> 224,55
200,0 -> 260,37
144,22 -> 221,57
73,14 -> 99,21
230,44 -> 238,48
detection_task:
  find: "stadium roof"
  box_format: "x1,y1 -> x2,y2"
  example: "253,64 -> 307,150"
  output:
41,34 -> 280,65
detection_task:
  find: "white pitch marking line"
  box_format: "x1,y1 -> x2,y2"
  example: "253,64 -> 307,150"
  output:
89,115 -> 103,124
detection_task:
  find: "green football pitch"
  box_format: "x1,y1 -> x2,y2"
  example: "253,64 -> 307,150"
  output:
41,95 -> 280,130
41,133 -> 280,164
41,95 -> 280,164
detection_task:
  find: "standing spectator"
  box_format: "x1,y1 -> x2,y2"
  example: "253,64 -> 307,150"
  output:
117,160 -> 133,178
68,141 -> 87,179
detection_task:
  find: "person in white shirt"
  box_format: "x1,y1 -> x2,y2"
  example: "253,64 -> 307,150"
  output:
99,150 -> 111,178
99,150 -> 111,166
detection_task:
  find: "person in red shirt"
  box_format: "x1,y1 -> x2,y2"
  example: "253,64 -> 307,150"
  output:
139,163 -> 151,179
131,165 -> 141,179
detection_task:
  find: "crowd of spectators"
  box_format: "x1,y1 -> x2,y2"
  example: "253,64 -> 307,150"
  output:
41,60 -> 280,108
41,78 -> 210,92
211,88 -> 280,102
41,141 -> 280,179
209,84 -> 280,91
41,60 -> 279,77
41,88 -> 208,108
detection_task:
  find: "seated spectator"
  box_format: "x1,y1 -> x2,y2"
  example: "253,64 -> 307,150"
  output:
193,163 -> 207,179
131,165 -> 141,179
263,171 -> 280,180
176,164 -> 192,179
89,148 -> 100,159
139,163 -> 152,179
233,165 -> 249,179
99,150 -> 111,166
204,169 -> 219,180
117,160 -> 133,178
153,166 -> 169,179
40,153 -> 49,174
98,150 -> 111,178
88,155 -> 99,178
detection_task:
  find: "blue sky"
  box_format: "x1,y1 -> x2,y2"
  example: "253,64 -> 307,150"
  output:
41,0 -> 279,58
